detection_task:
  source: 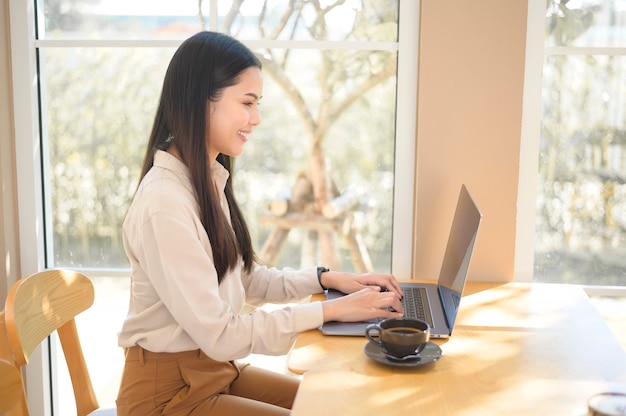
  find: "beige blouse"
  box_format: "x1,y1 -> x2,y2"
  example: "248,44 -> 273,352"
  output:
118,150 -> 324,361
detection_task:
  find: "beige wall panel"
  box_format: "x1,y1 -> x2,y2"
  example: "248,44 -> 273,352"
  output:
414,1 -> 528,282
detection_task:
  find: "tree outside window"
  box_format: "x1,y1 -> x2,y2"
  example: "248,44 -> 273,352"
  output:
536,0 -> 626,286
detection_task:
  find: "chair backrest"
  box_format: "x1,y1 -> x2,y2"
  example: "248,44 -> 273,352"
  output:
4,269 -> 101,416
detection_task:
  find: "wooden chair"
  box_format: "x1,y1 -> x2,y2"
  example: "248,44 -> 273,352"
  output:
0,310 -> 29,415
0,357 -> 27,413
4,269 -> 117,416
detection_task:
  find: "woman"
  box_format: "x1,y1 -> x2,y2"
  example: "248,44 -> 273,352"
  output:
116,31 -> 404,416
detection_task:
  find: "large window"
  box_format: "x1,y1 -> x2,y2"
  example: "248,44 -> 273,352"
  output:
11,1 -> 416,414
536,0 -> 626,286
38,0 -> 403,273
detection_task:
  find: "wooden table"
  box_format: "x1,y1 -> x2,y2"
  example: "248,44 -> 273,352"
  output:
288,282 -> 626,415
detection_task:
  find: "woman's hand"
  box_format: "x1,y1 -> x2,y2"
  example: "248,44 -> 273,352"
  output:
321,287 -> 404,323
321,271 -> 403,299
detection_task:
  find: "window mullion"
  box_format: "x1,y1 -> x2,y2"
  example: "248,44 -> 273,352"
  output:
9,0 -> 52,415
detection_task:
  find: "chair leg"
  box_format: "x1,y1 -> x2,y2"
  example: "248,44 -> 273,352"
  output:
58,320 -> 100,416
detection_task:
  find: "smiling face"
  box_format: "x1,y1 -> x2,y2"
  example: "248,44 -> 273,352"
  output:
206,66 -> 263,161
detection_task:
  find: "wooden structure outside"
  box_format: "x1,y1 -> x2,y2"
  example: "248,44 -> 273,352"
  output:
259,162 -> 374,273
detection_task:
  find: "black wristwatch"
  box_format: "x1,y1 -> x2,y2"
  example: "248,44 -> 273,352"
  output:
317,266 -> 330,290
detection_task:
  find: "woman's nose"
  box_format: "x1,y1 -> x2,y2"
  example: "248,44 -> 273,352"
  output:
250,107 -> 261,126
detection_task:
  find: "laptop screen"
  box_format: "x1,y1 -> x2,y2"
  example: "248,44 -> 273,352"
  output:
437,184 -> 482,332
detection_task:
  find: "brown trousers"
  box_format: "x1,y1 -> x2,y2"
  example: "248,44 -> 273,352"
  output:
116,346 -> 299,415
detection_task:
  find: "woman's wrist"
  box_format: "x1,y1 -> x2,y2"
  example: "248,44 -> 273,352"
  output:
317,266 -> 330,290
321,297 -> 340,322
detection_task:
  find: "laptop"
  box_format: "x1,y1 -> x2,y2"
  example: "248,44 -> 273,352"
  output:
320,184 -> 482,338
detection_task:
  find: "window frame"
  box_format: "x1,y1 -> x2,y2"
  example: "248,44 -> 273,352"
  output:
8,1 -> 418,414
514,0 -> 544,284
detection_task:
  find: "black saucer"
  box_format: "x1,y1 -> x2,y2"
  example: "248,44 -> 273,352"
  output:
363,341 -> 442,368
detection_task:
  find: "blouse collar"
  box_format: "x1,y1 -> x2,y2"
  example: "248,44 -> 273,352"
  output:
153,150 -> 230,192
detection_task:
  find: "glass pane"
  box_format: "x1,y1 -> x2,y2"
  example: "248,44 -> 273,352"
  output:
41,45 -> 397,271
39,0 -> 212,40
41,47 -> 172,267
535,54 -> 626,285
546,0 -> 626,48
234,0 -> 398,41
38,0 -> 398,42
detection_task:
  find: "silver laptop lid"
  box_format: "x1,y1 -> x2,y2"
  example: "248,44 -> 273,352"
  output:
437,184 -> 482,334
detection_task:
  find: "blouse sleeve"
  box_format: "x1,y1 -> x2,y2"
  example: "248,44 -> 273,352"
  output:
241,264 -> 324,306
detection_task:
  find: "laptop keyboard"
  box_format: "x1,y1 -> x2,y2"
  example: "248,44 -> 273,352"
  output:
402,286 -> 434,328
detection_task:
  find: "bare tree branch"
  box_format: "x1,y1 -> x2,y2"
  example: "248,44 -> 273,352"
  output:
258,0 -> 268,38
306,0 -> 347,39
268,0 -> 298,40
198,0 -> 205,30
257,55 -> 318,140
318,57 -> 396,141
221,0 -> 245,33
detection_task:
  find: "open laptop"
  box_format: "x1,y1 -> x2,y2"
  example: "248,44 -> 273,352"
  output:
320,184 -> 482,338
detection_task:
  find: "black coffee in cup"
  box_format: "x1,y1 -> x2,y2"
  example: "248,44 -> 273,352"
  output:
388,327 -> 422,334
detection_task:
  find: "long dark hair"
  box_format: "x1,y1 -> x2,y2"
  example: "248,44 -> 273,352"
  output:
139,31 -> 261,282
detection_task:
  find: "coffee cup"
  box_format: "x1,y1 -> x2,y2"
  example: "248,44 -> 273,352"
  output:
588,392 -> 626,416
365,318 -> 430,358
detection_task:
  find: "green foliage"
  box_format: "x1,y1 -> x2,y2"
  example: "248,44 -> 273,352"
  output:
46,47 -> 172,266
546,0 -> 594,46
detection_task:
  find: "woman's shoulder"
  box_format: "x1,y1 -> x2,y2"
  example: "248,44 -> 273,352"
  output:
130,166 -> 197,219
141,166 -> 192,197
